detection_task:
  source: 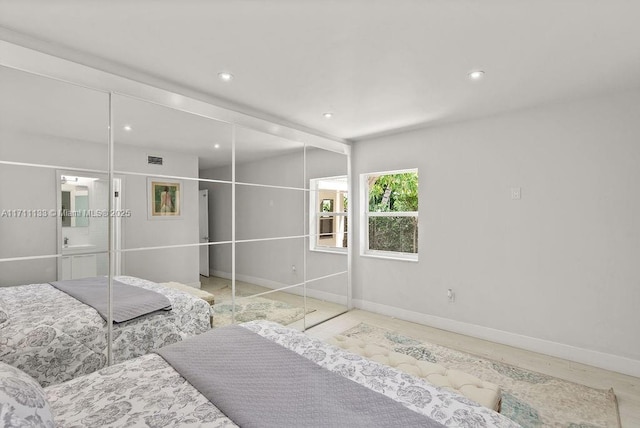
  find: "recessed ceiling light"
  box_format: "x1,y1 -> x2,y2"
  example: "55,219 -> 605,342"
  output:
323,112 -> 333,119
213,144 -> 220,149
468,70 -> 485,81
123,125 -> 133,131
218,72 -> 234,82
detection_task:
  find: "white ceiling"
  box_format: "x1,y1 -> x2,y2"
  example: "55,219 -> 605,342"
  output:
0,0 -> 639,141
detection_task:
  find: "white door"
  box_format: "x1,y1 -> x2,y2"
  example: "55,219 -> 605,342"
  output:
199,189 -> 210,277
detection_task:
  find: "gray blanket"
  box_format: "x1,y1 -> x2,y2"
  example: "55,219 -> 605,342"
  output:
50,277 -> 171,323
157,325 -> 445,428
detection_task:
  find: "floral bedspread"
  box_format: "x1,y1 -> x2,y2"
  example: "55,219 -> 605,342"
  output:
45,320 -> 520,427
46,353 -> 237,428
0,276 -> 210,386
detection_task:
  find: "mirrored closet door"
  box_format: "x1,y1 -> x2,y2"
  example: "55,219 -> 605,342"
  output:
0,62 -> 351,379
305,146 -> 350,328
0,65 -> 112,384
230,126 -> 308,328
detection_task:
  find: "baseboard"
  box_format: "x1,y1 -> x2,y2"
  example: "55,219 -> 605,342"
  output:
210,269 -> 347,306
353,299 -> 640,378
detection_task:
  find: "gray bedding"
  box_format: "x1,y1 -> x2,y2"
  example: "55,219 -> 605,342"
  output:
157,325 -> 446,428
50,276 -> 171,323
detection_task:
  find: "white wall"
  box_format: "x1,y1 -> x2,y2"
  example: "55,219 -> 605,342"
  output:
352,90 -> 640,376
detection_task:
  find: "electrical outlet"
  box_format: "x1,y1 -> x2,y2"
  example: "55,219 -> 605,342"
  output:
291,265 -> 296,272
511,187 -> 521,200
447,288 -> 455,303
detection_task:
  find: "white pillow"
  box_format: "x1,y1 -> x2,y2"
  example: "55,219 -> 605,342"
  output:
0,362 -> 54,427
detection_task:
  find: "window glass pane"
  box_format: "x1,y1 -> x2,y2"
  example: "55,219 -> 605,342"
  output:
367,172 -> 418,212
368,216 -> 418,253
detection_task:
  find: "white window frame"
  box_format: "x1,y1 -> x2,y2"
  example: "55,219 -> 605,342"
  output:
360,168 -> 418,262
309,176 -> 348,253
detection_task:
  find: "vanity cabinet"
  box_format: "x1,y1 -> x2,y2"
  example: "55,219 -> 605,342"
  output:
60,254 -> 97,280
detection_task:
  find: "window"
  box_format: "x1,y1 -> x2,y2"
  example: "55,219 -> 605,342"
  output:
309,176 -> 348,252
361,169 -> 418,261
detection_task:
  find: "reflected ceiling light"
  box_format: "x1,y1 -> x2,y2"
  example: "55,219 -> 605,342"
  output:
323,112 -> 333,119
468,70 -> 485,81
218,72 -> 234,82
214,144 -> 220,149
123,125 -> 133,131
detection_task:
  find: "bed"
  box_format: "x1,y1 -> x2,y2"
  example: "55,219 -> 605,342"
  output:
1,320 -> 523,428
0,275 -> 211,387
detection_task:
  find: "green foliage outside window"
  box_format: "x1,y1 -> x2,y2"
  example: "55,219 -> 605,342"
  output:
367,172 -> 418,254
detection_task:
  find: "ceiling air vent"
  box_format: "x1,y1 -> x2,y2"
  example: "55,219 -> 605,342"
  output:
148,155 -> 163,166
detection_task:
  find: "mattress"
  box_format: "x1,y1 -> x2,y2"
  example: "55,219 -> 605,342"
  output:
0,275 -> 211,386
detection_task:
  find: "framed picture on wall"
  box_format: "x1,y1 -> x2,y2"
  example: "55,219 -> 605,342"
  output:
148,179 -> 181,219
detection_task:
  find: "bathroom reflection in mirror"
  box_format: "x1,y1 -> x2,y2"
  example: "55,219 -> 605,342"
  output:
57,172 -> 110,243
60,175 -> 94,228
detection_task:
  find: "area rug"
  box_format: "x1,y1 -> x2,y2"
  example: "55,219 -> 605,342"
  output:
211,296 -> 314,328
338,323 -> 621,428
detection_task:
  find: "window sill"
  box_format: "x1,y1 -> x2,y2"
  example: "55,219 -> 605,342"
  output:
360,251 -> 418,262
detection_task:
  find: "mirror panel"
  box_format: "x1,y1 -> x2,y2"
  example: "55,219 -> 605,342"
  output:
306,243 -> 348,280
0,258 -> 57,287
236,184 -> 304,241
197,180 -> 232,244
235,237 -> 305,291
0,67 -> 109,285
0,257 -> 111,386
232,127 -> 309,325
235,126 -> 304,189
112,94 -> 233,253
113,95 -> 232,181
304,146 -> 349,326
117,175 -> 203,249
0,64 -> 350,386
117,245 -> 200,286
0,66 -> 111,384
0,164 -> 59,259
213,285 -> 307,330
107,246 -> 213,366
0,65 -> 109,171
305,146 -> 349,189
305,271 -> 349,328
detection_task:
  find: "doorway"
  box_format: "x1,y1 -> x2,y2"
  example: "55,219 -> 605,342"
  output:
199,189 -> 209,277
56,171 -> 123,280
